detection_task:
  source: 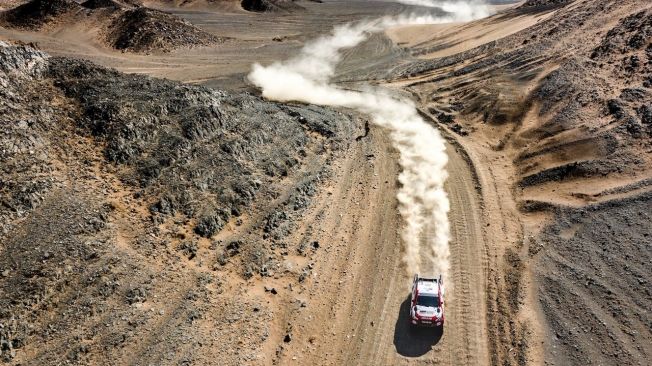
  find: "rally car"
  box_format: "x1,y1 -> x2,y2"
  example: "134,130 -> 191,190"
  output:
409,274 -> 445,327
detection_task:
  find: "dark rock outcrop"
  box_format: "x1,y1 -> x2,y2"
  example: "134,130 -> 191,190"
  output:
241,0 -> 303,13
0,0 -> 82,29
107,7 -> 219,53
81,0 -> 123,9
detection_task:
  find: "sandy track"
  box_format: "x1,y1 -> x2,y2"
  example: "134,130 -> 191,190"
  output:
351,139 -> 488,366
269,120 -> 489,366
368,141 -> 488,366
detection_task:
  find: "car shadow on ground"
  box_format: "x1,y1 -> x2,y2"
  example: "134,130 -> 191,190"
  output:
393,296 -> 443,357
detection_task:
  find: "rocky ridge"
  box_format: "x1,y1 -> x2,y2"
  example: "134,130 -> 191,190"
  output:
0,0 -> 220,53
0,41 -> 357,364
107,7 -> 219,52
0,0 -> 81,29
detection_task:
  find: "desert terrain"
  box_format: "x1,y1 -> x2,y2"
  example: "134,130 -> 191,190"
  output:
0,0 -> 650,365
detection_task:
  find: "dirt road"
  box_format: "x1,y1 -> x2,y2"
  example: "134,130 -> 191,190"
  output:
261,121 -> 490,366
347,139 -> 489,366
233,9 -> 493,363
268,16 -> 493,363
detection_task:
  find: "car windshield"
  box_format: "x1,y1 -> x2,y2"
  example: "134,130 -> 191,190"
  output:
417,295 -> 439,308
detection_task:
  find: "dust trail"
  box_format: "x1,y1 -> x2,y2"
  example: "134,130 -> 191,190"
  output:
248,4 -> 488,279
396,0 -> 489,16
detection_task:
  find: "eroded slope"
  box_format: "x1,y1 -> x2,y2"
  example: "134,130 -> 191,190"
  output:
0,41 -> 358,365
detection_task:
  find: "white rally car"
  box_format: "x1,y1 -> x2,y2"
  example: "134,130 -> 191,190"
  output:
409,274 -> 445,327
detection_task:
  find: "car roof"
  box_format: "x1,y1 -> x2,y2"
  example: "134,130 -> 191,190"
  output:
416,279 -> 441,296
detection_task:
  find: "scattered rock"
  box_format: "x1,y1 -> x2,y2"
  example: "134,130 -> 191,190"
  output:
591,9 -> 652,60
178,241 -> 198,260
125,287 -> 147,304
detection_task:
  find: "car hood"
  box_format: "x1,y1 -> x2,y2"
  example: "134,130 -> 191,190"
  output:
415,305 -> 442,318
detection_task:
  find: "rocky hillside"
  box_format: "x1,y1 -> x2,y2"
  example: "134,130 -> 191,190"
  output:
0,0 -> 219,53
107,7 -> 219,52
0,41 -> 356,364
0,0 -> 81,29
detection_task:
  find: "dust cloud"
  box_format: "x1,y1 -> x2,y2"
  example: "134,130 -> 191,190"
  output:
248,2 -> 489,281
396,0 -> 489,17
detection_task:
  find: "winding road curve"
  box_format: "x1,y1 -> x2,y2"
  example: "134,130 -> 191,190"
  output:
303,23 -> 491,365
